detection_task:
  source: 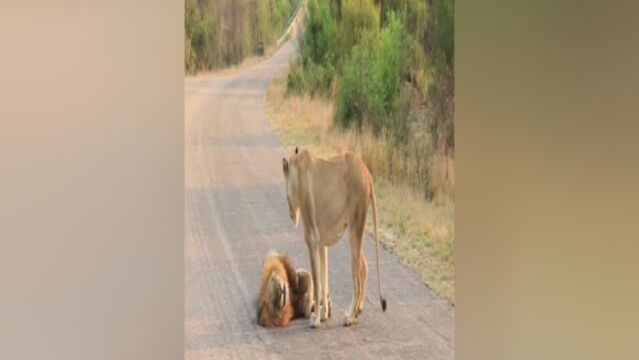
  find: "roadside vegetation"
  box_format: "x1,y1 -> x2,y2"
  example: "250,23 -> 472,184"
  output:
185,0 -> 301,74
268,0 -> 455,301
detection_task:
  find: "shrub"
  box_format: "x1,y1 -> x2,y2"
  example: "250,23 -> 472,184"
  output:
286,61 -> 305,95
335,11 -> 407,138
271,0 -> 291,35
373,11 -> 406,131
185,1 -> 218,73
287,0 -> 338,97
336,0 -> 380,66
335,30 -> 380,131
305,61 -> 335,96
286,58 -> 334,97
433,0 -> 454,68
303,0 -> 336,67
428,0 -> 454,151
428,61 -> 454,150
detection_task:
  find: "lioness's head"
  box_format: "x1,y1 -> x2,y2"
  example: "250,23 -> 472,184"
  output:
282,146 -> 301,228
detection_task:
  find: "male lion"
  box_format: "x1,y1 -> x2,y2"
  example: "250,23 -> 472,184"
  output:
258,249 -> 314,327
282,147 -> 386,328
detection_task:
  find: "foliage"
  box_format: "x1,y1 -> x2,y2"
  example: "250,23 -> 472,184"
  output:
335,0 -> 380,64
185,3 -> 215,74
374,12 -> 406,126
286,0 -> 455,202
302,0 -> 336,66
286,58 -> 335,97
185,0 -> 300,74
335,11 -> 407,139
335,31 -> 380,130
431,0 -> 454,68
427,0 -> 454,150
285,0 -> 336,97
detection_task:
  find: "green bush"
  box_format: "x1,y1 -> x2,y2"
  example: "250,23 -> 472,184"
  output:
335,11 -> 406,137
287,0 -> 337,97
335,30 -> 380,131
286,58 -> 335,97
271,0 -> 290,34
292,0 -> 454,151
383,0 -> 428,95
336,0 -> 380,65
303,0 -> 336,66
305,61 -> 335,96
373,12 -> 406,128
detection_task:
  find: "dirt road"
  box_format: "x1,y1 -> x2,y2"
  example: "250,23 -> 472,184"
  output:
185,41 -> 454,359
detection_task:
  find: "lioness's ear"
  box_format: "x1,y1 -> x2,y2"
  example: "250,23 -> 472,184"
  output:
294,146 -> 299,155
282,158 -> 289,175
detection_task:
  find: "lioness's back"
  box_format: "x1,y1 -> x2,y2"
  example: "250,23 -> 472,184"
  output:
312,151 -> 371,187
308,151 -> 372,237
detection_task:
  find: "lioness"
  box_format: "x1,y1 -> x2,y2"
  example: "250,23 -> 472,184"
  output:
258,249 -> 314,327
282,147 -> 386,328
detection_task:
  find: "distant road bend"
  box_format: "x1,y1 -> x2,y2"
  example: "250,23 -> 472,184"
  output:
185,40 -> 454,359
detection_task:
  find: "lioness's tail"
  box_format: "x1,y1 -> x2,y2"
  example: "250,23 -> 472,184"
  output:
370,179 -> 387,312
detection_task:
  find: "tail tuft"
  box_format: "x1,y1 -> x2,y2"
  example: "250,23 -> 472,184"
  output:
381,298 -> 387,312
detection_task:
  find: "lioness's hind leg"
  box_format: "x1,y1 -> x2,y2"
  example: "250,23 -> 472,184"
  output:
344,226 -> 365,326
357,255 -> 368,316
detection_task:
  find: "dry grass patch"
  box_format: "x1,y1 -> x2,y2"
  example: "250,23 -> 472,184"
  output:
375,179 -> 454,300
266,74 -> 454,302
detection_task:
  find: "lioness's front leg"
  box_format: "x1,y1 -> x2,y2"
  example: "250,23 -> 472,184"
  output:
319,246 -> 331,321
307,240 -> 322,328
